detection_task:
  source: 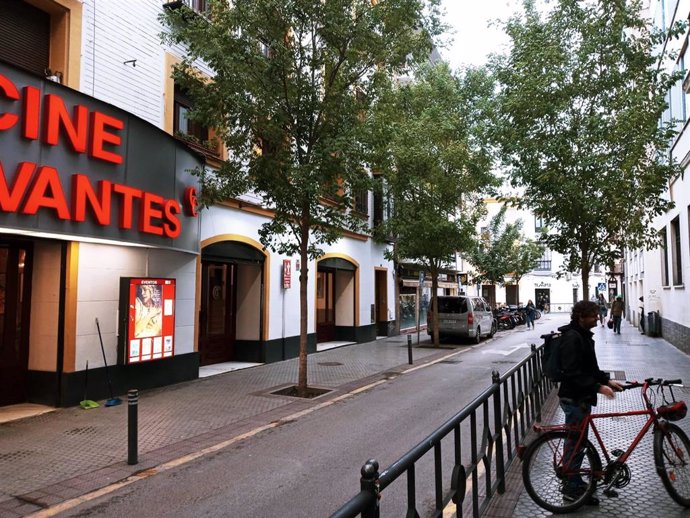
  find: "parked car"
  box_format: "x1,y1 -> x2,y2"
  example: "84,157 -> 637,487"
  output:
427,295 -> 497,343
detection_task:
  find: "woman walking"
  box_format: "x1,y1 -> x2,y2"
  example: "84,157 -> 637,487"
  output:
525,299 -> 536,329
597,294 -> 608,327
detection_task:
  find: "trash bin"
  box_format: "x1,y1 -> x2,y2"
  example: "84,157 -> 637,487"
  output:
647,311 -> 661,337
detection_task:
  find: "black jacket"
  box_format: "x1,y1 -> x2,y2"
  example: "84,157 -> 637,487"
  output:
557,322 -> 610,406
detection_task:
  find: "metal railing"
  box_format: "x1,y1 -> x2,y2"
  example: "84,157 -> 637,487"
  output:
330,344 -> 552,518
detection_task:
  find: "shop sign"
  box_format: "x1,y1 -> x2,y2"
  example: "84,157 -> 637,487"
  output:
282,259 -> 291,289
0,64 -> 201,252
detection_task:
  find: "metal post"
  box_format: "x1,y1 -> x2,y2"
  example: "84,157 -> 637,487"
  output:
360,459 -> 380,518
407,334 -> 413,365
128,389 -> 138,465
491,370 -> 506,493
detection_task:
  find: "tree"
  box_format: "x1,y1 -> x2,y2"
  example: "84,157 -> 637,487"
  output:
468,206 -> 522,288
492,0 -> 683,299
161,0 -> 442,395
508,238 -> 544,293
371,63 -> 497,346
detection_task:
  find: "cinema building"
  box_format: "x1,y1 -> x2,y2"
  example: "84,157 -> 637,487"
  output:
0,0 -> 395,408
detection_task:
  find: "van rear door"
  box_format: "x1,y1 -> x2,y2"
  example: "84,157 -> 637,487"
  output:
437,297 -> 469,335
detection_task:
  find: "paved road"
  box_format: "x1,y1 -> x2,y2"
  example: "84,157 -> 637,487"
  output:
53,318 -> 562,517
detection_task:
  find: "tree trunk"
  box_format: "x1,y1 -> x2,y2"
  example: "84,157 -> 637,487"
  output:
393,242 -> 401,336
297,216 -> 309,396
431,266 -> 439,347
581,248 -> 590,302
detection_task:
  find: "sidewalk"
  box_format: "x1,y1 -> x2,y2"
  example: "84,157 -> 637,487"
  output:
487,319 -> 690,518
0,330 -> 468,518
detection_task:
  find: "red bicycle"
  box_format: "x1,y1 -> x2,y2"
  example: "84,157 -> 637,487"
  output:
521,378 -> 690,513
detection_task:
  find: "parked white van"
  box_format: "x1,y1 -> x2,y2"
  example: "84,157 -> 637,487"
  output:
427,295 -> 497,343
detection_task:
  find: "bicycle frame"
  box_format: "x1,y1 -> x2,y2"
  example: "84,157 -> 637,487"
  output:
534,381 -> 673,476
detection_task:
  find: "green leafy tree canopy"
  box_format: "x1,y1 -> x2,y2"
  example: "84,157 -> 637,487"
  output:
492,0 -> 684,298
371,62 -> 498,344
161,0 -> 443,392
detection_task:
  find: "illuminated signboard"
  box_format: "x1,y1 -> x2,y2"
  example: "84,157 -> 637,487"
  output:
122,278 -> 175,363
0,62 -> 202,253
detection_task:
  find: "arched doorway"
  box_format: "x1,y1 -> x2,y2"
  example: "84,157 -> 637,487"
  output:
316,256 -> 358,343
199,240 -> 266,365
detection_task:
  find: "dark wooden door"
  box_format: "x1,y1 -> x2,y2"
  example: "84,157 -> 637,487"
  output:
375,270 -> 388,336
199,261 -> 236,365
0,243 -> 32,406
316,269 -> 335,342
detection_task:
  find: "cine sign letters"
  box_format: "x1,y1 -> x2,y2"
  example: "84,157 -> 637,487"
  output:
0,73 -> 198,239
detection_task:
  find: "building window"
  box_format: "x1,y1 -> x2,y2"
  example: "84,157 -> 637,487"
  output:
535,215 -> 544,232
353,189 -> 368,215
671,216 -> 683,285
174,85 -> 209,143
373,175 -> 384,227
661,228 -> 670,286
0,0 -> 81,89
534,249 -> 552,271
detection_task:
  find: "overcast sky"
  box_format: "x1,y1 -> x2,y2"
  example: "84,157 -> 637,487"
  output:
438,0 -> 523,69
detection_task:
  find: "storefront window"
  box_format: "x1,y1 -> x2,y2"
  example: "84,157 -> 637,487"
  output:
400,293 -> 417,330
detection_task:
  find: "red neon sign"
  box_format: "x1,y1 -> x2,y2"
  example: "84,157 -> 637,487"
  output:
0,75 -> 123,164
0,72 -> 199,239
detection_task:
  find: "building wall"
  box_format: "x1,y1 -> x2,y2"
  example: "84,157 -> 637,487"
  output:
74,243 -> 197,371
631,0 -> 690,348
27,241 -> 62,372
79,0 -> 215,130
200,204 -> 396,341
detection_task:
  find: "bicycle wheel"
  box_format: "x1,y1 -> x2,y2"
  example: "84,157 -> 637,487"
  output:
654,423 -> 690,507
522,431 -> 599,514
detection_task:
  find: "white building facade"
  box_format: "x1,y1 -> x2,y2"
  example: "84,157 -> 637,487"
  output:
467,200 -> 610,312
627,0 -> 690,353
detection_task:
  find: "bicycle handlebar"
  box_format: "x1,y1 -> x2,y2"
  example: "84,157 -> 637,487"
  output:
620,378 -> 683,391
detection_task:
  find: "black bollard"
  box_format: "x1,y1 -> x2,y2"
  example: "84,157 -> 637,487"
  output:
128,389 -> 138,465
407,334 -> 413,364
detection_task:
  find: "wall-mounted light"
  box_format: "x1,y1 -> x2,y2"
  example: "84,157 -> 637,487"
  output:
123,59 -> 137,67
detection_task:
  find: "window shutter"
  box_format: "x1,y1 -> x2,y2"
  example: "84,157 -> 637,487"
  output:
0,1 -> 50,77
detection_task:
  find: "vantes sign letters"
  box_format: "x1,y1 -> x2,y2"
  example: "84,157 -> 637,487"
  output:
0,63 -> 202,253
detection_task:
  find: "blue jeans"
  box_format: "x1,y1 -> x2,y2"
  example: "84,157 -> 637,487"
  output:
613,315 -> 622,333
526,314 -> 534,328
560,399 -> 591,490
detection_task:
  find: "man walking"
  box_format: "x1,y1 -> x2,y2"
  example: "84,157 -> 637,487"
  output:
610,295 -> 625,334
558,300 -> 623,504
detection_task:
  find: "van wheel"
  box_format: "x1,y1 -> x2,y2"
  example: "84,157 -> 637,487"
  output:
474,328 -> 481,344
490,321 -> 497,337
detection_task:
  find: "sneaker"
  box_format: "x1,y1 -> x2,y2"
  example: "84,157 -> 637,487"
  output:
562,486 -> 600,506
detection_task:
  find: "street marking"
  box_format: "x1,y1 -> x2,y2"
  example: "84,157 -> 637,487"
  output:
481,344 -> 529,356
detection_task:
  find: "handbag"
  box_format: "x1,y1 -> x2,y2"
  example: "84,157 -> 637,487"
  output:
607,319 -> 614,330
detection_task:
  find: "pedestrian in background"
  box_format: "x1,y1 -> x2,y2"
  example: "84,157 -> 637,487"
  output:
639,296 -> 645,335
525,299 -> 536,329
610,295 -> 625,334
597,293 -> 608,327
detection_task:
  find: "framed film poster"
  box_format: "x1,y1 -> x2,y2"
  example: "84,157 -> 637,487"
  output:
123,278 -> 175,363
